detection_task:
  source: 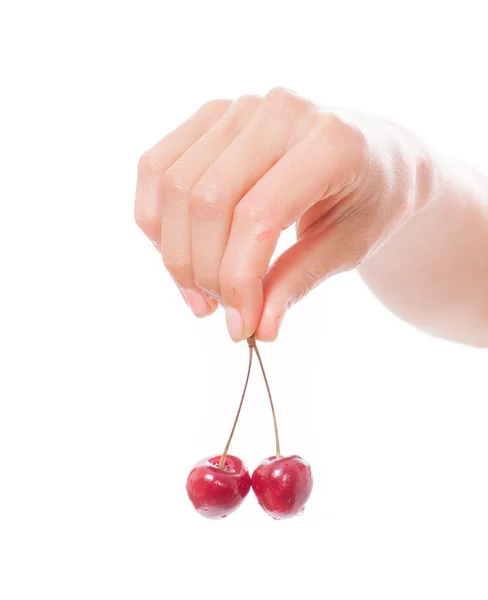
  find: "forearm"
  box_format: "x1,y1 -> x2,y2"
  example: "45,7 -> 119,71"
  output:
359,154 -> 488,347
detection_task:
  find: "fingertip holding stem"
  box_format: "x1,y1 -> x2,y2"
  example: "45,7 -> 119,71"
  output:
225,304 -> 286,343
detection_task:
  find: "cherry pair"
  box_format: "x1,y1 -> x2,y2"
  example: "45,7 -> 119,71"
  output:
186,336 -> 313,520
186,453 -> 312,520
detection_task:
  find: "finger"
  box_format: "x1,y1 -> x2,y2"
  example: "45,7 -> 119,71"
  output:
174,277 -> 219,318
134,99 -> 231,245
220,114 -> 365,341
255,209 -> 372,341
161,95 -> 262,302
190,88 -> 314,305
135,100 -> 231,318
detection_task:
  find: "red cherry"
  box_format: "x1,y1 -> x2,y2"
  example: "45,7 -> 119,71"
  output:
251,455 -> 313,519
186,455 -> 251,519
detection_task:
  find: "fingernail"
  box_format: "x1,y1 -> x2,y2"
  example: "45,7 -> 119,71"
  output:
225,307 -> 244,341
181,289 -> 212,317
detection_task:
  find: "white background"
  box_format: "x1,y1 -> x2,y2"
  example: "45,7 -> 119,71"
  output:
1,1 -> 487,598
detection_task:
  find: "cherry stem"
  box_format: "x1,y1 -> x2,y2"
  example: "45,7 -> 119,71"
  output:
250,336 -> 281,459
218,339 -> 254,469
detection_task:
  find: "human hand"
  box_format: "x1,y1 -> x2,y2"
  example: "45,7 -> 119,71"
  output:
135,88 -> 434,342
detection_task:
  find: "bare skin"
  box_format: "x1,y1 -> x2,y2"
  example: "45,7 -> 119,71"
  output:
134,88 -> 488,347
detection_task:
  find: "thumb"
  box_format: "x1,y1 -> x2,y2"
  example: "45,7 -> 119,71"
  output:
256,219 -> 368,341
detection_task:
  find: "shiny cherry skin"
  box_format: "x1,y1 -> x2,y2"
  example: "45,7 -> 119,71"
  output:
186,455 -> 251,519
251,455 -> 313,519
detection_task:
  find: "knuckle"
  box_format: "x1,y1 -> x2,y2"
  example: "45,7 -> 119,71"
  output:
162,168 -> 190,197
265,86 -> 293,104
263,87 -> 308,114
189,183 -> 225,220
316,113 -> 369,182
317,112 -> 367,151
137,152 -> 161,180
234,200 -> 271,228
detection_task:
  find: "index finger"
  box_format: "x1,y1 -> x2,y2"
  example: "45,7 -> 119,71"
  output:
220,120 -> 357,340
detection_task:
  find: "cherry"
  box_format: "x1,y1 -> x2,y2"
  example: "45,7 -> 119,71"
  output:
186,454 -> 251,519
251,455 -> 313,519
186,338 -> 254,519
249,338 -> 313,519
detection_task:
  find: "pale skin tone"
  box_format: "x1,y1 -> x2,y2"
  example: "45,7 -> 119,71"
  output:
135,88 -> 488,347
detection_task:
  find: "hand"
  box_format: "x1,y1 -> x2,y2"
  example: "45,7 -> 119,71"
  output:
135,88 -> 434,342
